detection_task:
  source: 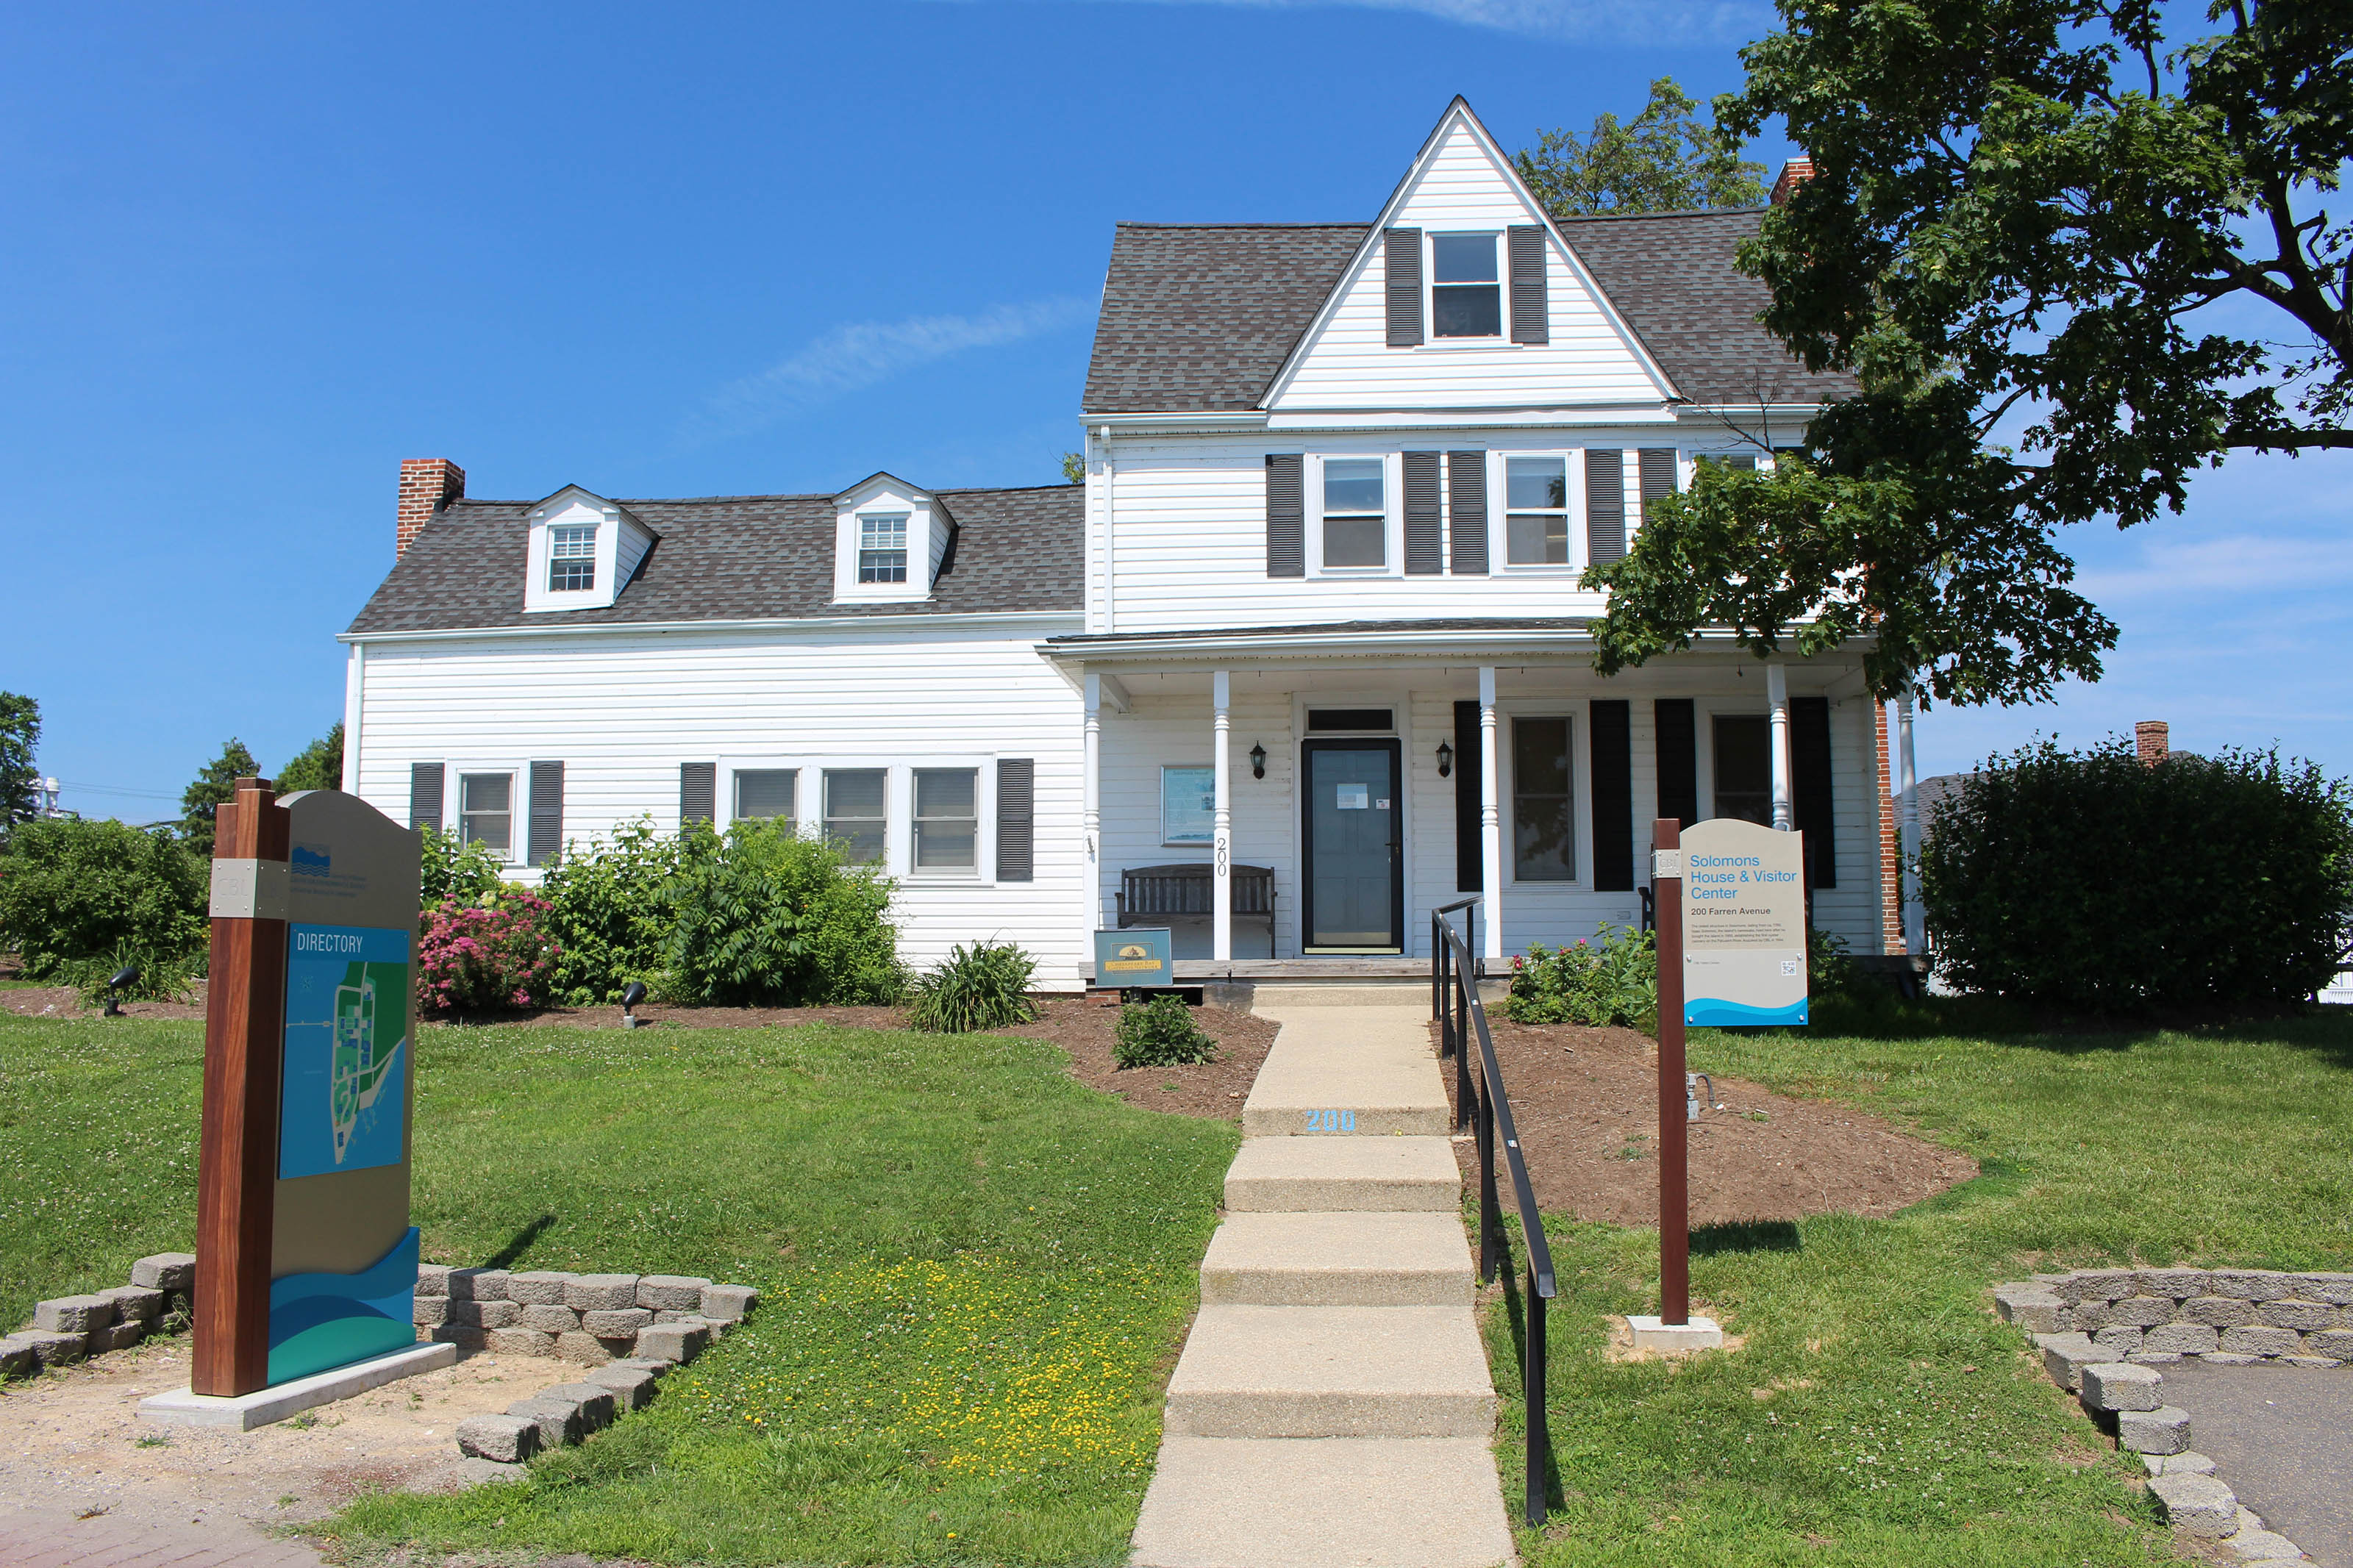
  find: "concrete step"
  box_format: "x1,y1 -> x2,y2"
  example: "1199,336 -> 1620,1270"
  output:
1224,1136 -> 1463,1214
1132,1436 -> 1514,1568
1201,1211 -> 1474,1307
1247,982 -> 1433,1009
1165,1306 -> 1496,1439
1243,1008 -> 1451,1137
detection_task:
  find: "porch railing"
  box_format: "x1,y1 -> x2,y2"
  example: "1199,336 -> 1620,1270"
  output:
1431,897 -> 1554,1528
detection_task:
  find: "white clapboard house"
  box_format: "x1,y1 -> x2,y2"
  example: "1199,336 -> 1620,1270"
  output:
340,99 -> 1912,989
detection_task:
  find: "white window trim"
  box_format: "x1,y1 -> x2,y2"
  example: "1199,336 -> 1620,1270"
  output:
855,512 -> 913,587
1424,229 -> 1510,346
1491,448 -> 1585,576
743,756 -> 1000,884
1497,704 -> 1591,892
718,759 -> 807,829
1309,451 -> 1403,578
831,482 -> 938,604
911,763 -> 987,879
446,761 -> 528,868
523,498 -> 624,615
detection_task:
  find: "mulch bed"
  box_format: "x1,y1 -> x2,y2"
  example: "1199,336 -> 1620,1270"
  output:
1442,1016 -> 1977,1226
2,983 -> 209,1021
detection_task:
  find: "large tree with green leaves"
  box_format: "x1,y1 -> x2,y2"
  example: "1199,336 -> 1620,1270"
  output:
179,738 -> 260,844
1587,0 -> 2353,706
1516,77 -> 1767,218
276,723 -> 344,795
0,692 -> 38,833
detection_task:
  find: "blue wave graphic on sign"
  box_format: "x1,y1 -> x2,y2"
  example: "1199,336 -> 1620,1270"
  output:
266,1226 -> 419,1385
1687,997 -> 1810,1027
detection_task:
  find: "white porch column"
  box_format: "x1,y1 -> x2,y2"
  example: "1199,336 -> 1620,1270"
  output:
1479,667 -> 1503,964
1896,686 -> 1922,953
1083,672 -> 1104,942
1766,661 -> 1793,831
1212,669 -> 1232,962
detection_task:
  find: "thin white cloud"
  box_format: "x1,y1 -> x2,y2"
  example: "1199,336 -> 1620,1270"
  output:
935,0 -> 1767,44
2075,532 -> 2353,600
687,298 -> 1092,443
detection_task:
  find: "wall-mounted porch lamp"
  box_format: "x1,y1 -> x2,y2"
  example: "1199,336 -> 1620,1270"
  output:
1435,740 -> 1454,778
1249,742 -> 1267,780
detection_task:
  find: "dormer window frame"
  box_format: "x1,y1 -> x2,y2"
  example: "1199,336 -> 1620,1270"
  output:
523,489 -> 651,615
831,474 -> 946,604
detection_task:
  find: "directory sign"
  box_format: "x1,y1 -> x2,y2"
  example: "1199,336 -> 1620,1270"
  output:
1680,817 -> 1809,1026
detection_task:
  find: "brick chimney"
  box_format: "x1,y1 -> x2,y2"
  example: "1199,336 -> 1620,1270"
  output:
396,459 -> 465,561
1771,157 -> 1815,205
2135,720 -> 2170,766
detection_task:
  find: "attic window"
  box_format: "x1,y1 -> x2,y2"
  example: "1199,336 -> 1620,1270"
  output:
858,514 -> 909,583
1432,234 -> 1502,339
547,524 -> 597,592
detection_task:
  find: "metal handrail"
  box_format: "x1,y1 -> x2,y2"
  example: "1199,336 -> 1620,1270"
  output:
1431,901 -> 1554,1528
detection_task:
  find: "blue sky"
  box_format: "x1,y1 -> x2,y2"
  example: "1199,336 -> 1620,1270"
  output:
3,0 -> 2346,820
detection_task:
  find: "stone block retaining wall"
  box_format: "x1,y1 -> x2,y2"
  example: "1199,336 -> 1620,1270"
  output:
1993,1268 -> 2353,1365
1,1253 -> 193,1377
416,1265 -> 759,1368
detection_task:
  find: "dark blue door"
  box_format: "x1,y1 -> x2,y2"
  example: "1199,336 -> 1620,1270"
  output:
1304,741 -> 1402,951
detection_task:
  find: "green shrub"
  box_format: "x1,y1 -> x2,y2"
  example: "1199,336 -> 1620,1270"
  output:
537,816 -> 706,1004
665,819 -> 904,1006
1921,738 -> 2353,1011
420,825 -> 506,907
908,940 -> 1038,1033
0,818 -> 208,999
1506,922 -> 1657,1028
1113,995 -> 1218,1067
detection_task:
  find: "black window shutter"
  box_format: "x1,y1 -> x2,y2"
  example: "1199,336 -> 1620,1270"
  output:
1638,448 -> 1677,534
1590,700 -> 1633,891
996,758 -> 1035,882
1655,699 -> 1697,828
409,762 -> 445,832
1792,696 -> 1837,887
527,761 -> 565,868
679,762 -> 716,825
1507,225 -> 1549,345
1403,451 -> 1442,575
1446,451 -> 1488,576
1265,454 -> 1304,578
1585,448 -> 1627,563
1385,227 -> 1423,347
1454,701 -> 1483,892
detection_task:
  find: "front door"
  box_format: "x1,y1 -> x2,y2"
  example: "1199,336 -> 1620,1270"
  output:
1302,740 -> 1403,953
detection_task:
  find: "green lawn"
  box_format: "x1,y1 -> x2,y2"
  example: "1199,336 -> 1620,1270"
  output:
0,1012 -> 1238,1565
1488,1002 -> 2353,1567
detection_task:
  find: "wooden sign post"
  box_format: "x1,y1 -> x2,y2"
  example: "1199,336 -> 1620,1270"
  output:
1651,818 -> 1689,1329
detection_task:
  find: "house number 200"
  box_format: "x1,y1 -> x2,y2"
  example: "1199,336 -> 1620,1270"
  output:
1304,1109 -> 1357,1131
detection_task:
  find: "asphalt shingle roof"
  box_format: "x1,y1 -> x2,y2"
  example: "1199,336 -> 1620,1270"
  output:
1079,208 -> 1855,412
346,484 -> 1083,635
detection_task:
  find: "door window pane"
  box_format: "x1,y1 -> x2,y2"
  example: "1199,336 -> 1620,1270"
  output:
913,767 -> 978,870
1432,234 -> 1502,337
734,769 -> 797,821
1713,715 -> 1772,825
1512,717 -> 1574,881
459,773 -> 512,855
1321,458 -> 1385,568
1161,765 -> 1215,844
1504,457 -> 1569,565
824,769 -> 888,864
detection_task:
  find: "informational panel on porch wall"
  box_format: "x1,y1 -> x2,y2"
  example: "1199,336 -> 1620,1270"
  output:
270,790 -> 422,1385
1679,817 -> 1808,1027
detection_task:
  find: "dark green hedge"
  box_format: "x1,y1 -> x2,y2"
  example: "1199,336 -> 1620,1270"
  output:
1920,739 -> 2353,1011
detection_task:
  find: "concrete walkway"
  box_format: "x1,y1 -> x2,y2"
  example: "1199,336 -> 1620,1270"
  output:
2161,1360 -> 2353,1567
1132,993 -> 1514,1568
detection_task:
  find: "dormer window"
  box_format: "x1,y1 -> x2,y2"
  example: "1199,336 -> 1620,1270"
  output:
858,514 -> 909,583
1432,233 -> 1502,338
547,524 -> 598,593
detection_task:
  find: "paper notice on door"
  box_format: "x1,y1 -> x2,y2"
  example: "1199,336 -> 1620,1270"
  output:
1337,784 -> 1369,809
1375,798 -> 1390,809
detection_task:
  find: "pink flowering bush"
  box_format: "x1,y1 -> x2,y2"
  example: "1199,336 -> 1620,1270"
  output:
415,892 -> 562,1015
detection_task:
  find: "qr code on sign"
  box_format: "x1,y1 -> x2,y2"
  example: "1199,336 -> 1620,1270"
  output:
1780,959 -> 1798,976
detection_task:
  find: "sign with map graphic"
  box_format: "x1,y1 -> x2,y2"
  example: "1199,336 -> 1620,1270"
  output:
278,923 -> 410,1178
1679,817 -> 1810,1027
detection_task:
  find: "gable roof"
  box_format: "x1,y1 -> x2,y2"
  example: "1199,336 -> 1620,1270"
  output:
346,484 -> 1082,637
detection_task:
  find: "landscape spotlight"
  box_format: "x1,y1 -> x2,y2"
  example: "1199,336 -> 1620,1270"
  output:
104,965 -> 140,1018
621,981 -> 648,1030
1435,740 -> 1454,778
1249,742 -> 1266,780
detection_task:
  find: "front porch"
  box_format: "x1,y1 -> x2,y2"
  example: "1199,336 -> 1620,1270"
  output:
1051,626 -> 1899,980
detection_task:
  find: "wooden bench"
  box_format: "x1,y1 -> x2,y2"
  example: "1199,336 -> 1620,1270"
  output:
1116,863 -> 1276,941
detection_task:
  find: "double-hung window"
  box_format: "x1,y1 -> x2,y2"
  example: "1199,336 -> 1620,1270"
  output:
547,525 -> 597,593
1432,234 -> 1502,339
1512,717 -> 1575,881
824,769 -> 888,864
857,514 -> 908,583
1505,457 -> 1570,565
1321,458 -> 1385,568
734,769 -> 797,822
913,768 -> 979,872
459,773 -> 513,856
